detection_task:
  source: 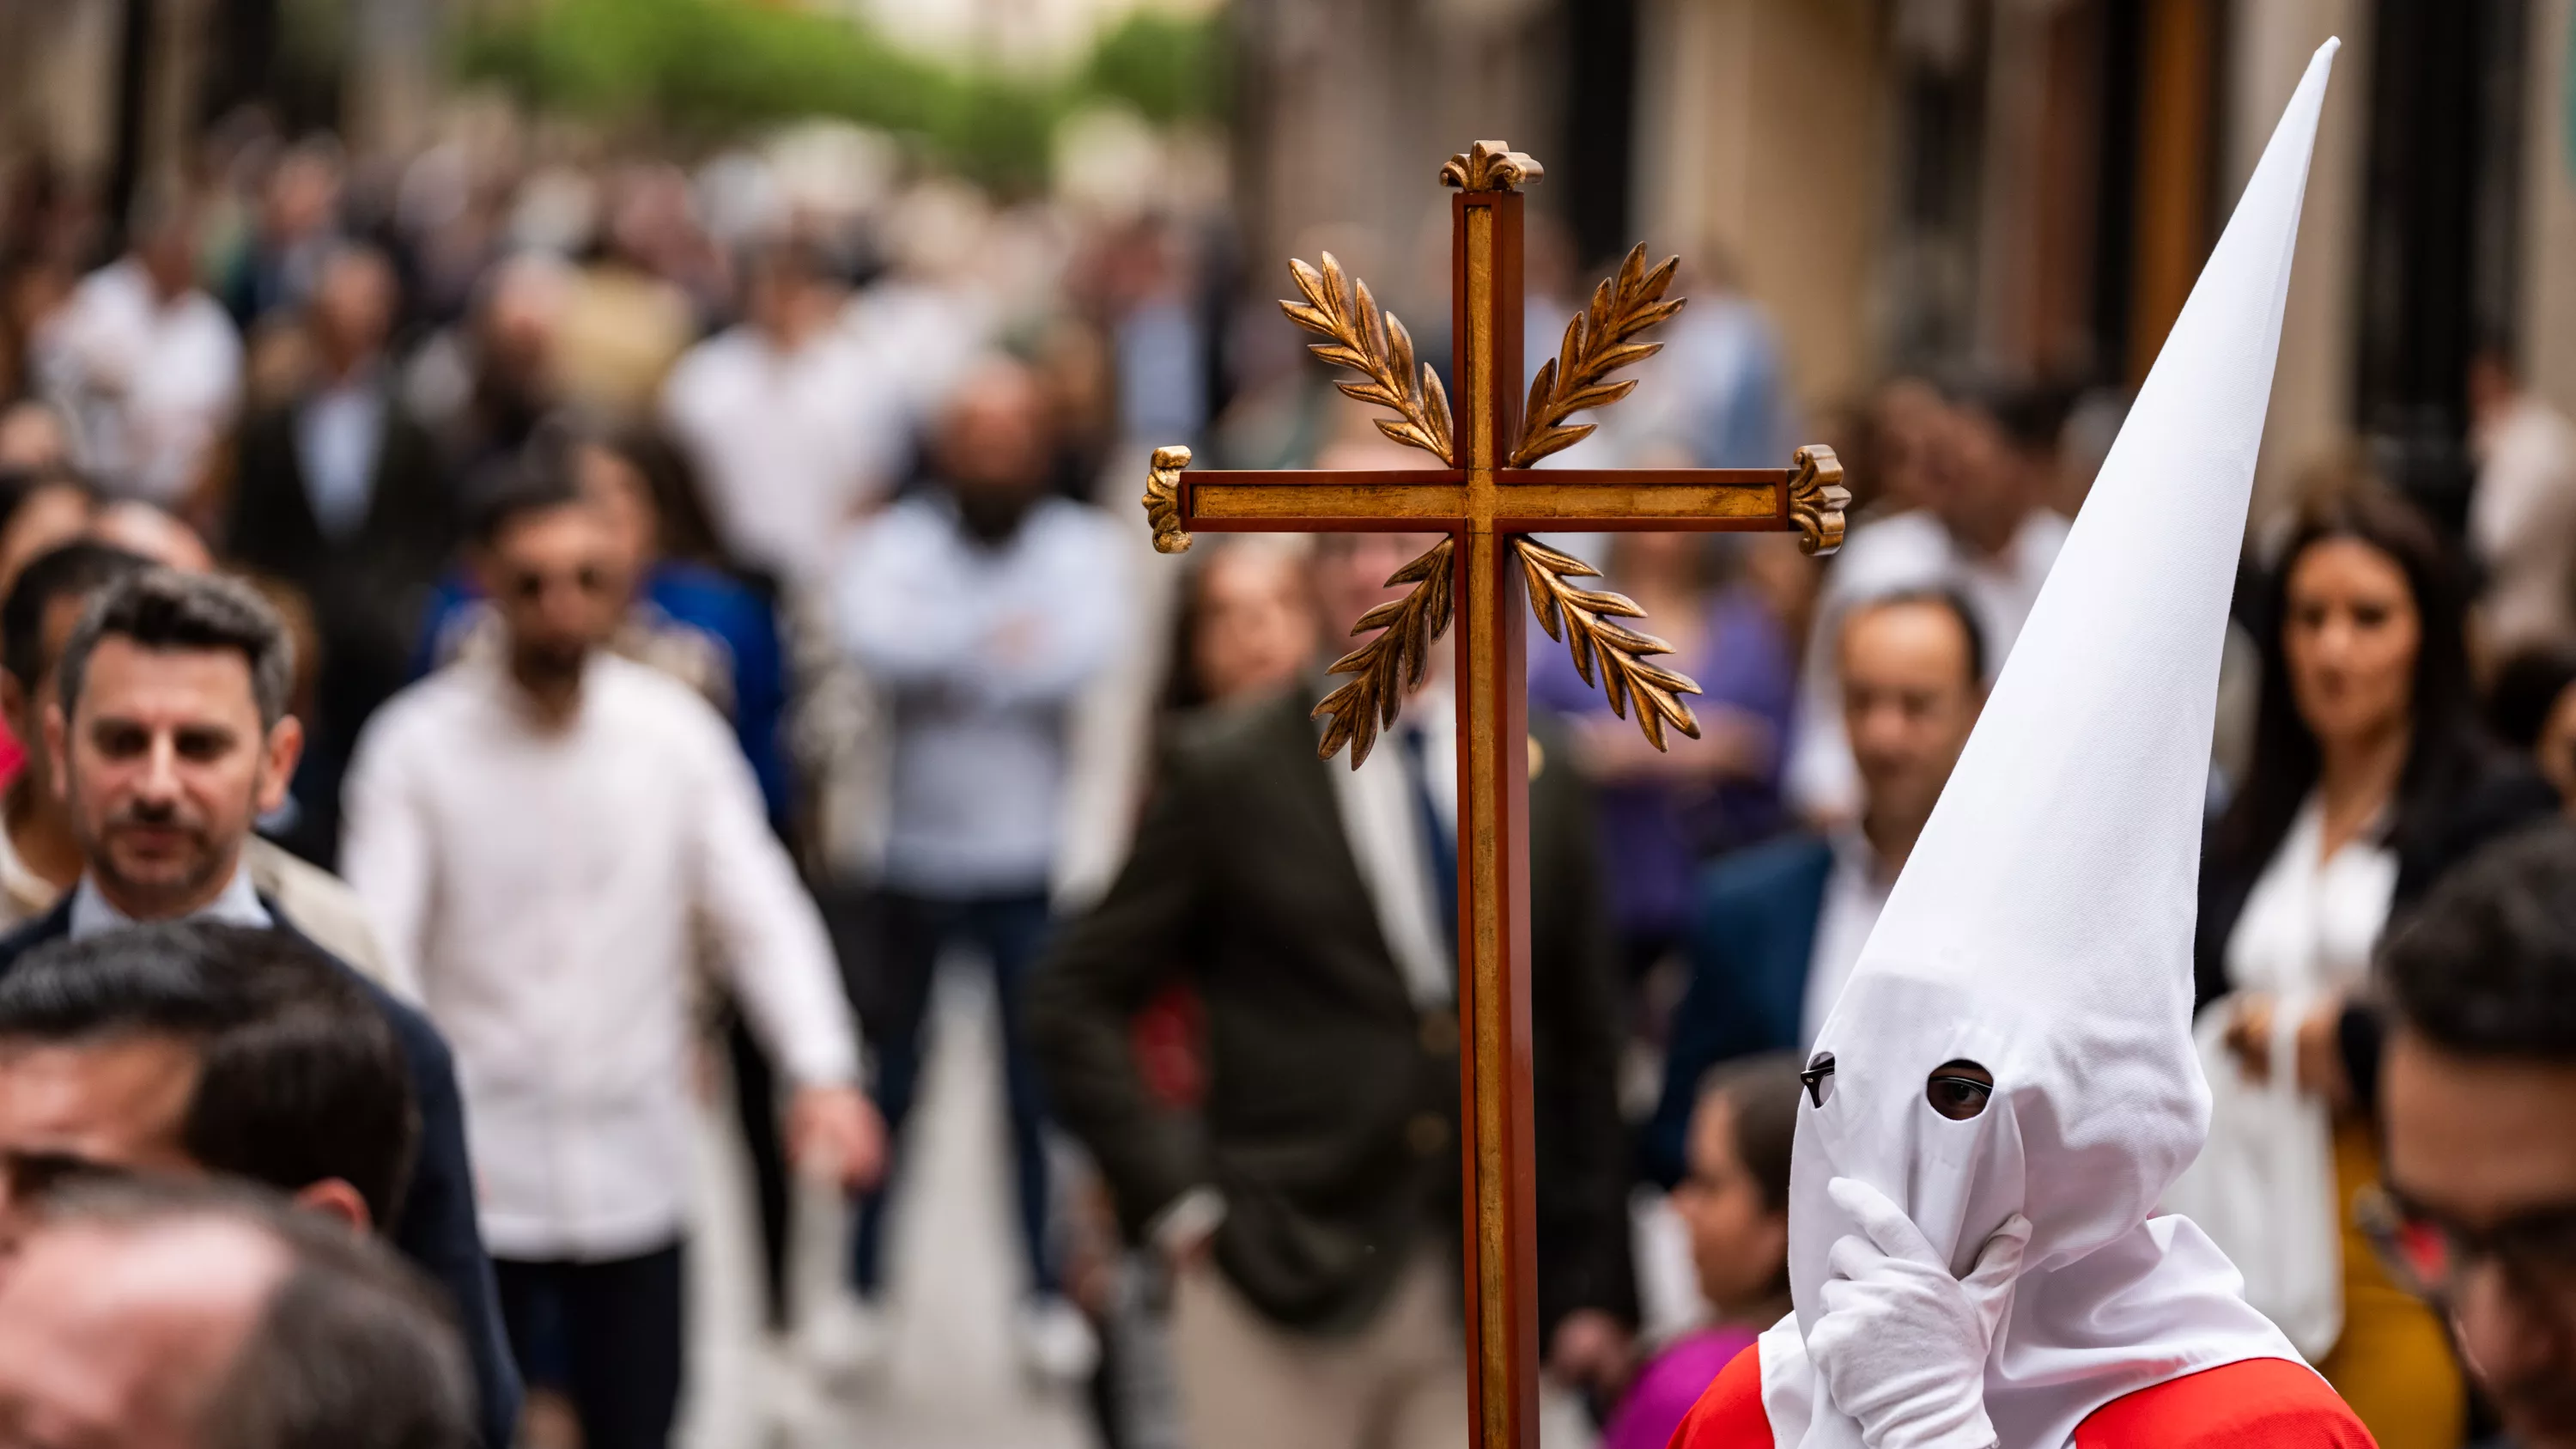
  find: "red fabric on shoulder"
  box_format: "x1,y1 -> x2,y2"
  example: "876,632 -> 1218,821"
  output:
1667,1341 -> 1773,1449
1661,1345 -> 2373,1449
2075,1357 -> 2379,1448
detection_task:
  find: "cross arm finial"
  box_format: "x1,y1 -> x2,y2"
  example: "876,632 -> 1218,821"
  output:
1439,141 -> 1543,192
1789,445 -> 1851,556
1143,445 -> 1193,554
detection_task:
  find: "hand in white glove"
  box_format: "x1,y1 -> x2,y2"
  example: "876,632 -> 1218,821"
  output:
1807,1176 -> 2032,1449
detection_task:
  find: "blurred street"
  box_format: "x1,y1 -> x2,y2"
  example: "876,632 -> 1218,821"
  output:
686,969 -> 1091,1449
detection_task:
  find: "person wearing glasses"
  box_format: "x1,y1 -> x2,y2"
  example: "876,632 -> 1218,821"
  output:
341,465 -> 881,1449
2372,825 -> 2576,1449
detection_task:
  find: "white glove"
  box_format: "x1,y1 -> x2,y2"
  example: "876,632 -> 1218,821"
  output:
1807,1177 -> 2031,1449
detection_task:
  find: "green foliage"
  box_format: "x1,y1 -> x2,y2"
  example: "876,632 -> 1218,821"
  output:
1079,9 -> 1229,125
450,0 -> 1227,192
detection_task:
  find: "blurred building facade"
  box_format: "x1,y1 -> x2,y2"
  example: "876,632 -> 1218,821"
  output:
1234,0 -> 2576,527
3,0 -> 2569,532
0,0 -> 444,233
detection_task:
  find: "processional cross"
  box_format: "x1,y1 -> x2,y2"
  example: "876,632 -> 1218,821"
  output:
1141,141 -> 1849,1449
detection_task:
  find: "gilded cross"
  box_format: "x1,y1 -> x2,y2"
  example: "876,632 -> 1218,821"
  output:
1140,139 -> 1848,1449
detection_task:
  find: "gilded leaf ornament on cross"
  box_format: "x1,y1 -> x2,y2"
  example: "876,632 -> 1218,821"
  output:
1140,140 -> 1849,768
1136,145 -> 1846,1446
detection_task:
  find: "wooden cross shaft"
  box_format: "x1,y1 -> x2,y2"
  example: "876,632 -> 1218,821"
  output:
1141,141 -> 1846,1449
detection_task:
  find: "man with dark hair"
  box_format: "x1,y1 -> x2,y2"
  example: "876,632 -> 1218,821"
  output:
1645,590 -> 1986,1186
0,567 -> 518,1447
0,1176 -> 474,1449
0,542 -> 389,974
0,922 -> 416,1233
345,472 -> 874,1449
2376,825 -> 2576,1448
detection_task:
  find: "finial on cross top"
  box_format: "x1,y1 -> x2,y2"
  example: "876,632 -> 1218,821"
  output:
1438,141 -> 1543,192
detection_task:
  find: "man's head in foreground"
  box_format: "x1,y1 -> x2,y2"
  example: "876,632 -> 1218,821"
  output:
0,1177 -> 471,1449
2379,825 -> 2576,1446
48,570 -> 301,921
0,922 -> 416,1236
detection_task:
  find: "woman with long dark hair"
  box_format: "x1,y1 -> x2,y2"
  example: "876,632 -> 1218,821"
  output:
2174,476 -> 2554,1449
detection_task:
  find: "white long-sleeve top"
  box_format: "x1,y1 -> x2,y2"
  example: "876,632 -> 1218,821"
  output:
35,259 -> 242,503
342,653 -> 860,1261
835,493 -> 1127,897
660,325 -> 906,589
2470,393 -> 2576,652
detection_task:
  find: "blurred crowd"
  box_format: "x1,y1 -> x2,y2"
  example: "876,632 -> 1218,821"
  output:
0,98 -> 2573,1449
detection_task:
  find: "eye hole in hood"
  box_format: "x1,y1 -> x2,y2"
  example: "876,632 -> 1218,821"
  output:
1926,1060 -> 1994,1120
1801,1051 -> 1836,1107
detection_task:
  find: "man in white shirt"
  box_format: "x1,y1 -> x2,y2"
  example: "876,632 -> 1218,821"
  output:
660,239 -> 902,589
342,469 -> 881,1449
1646,591 -> 1984,1185
34,192 -> 243,506
1784,380 -> 2067,820
826,355 -> 1125,1383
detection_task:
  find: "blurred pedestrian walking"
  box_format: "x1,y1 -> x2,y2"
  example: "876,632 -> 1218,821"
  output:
343,470 -> 878,1449
820,354 -> 1126,1390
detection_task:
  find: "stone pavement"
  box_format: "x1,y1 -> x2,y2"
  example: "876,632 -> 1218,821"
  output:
680,967 -> 1093,1449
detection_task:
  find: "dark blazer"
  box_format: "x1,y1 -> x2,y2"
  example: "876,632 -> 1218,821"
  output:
2194,754 -> 2559,1110
225,393 -> 458,864
1643,834 -> 1834,1189
1026,686 -> 1631,1337
228,393 -> 459,697
0,898 -> 522,1449
2194,757 -> 2560,1011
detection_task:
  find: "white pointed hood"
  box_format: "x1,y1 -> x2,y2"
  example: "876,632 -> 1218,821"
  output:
1760,40 -> 2341,1449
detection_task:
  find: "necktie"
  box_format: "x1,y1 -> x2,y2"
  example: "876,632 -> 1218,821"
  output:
1399,723 -> 1458,965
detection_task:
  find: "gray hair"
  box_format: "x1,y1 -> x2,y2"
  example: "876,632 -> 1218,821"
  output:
58,569 -> 296,729
30,1177 -> 474,1449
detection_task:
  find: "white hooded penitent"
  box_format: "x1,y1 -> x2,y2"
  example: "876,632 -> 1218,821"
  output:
1758,40 -> 2341,1449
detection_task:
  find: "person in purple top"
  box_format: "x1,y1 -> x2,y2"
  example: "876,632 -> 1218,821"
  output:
1601,1052 -> 1799,1449
1528,530 -> 1799,976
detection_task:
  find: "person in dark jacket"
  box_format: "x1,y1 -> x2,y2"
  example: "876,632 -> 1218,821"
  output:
1027,530 -> 1634,1449
0,922 -> 417,1235
2186,478 -> 2554,1448
221,243 -> 459,867
0,566 -> 516,1446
